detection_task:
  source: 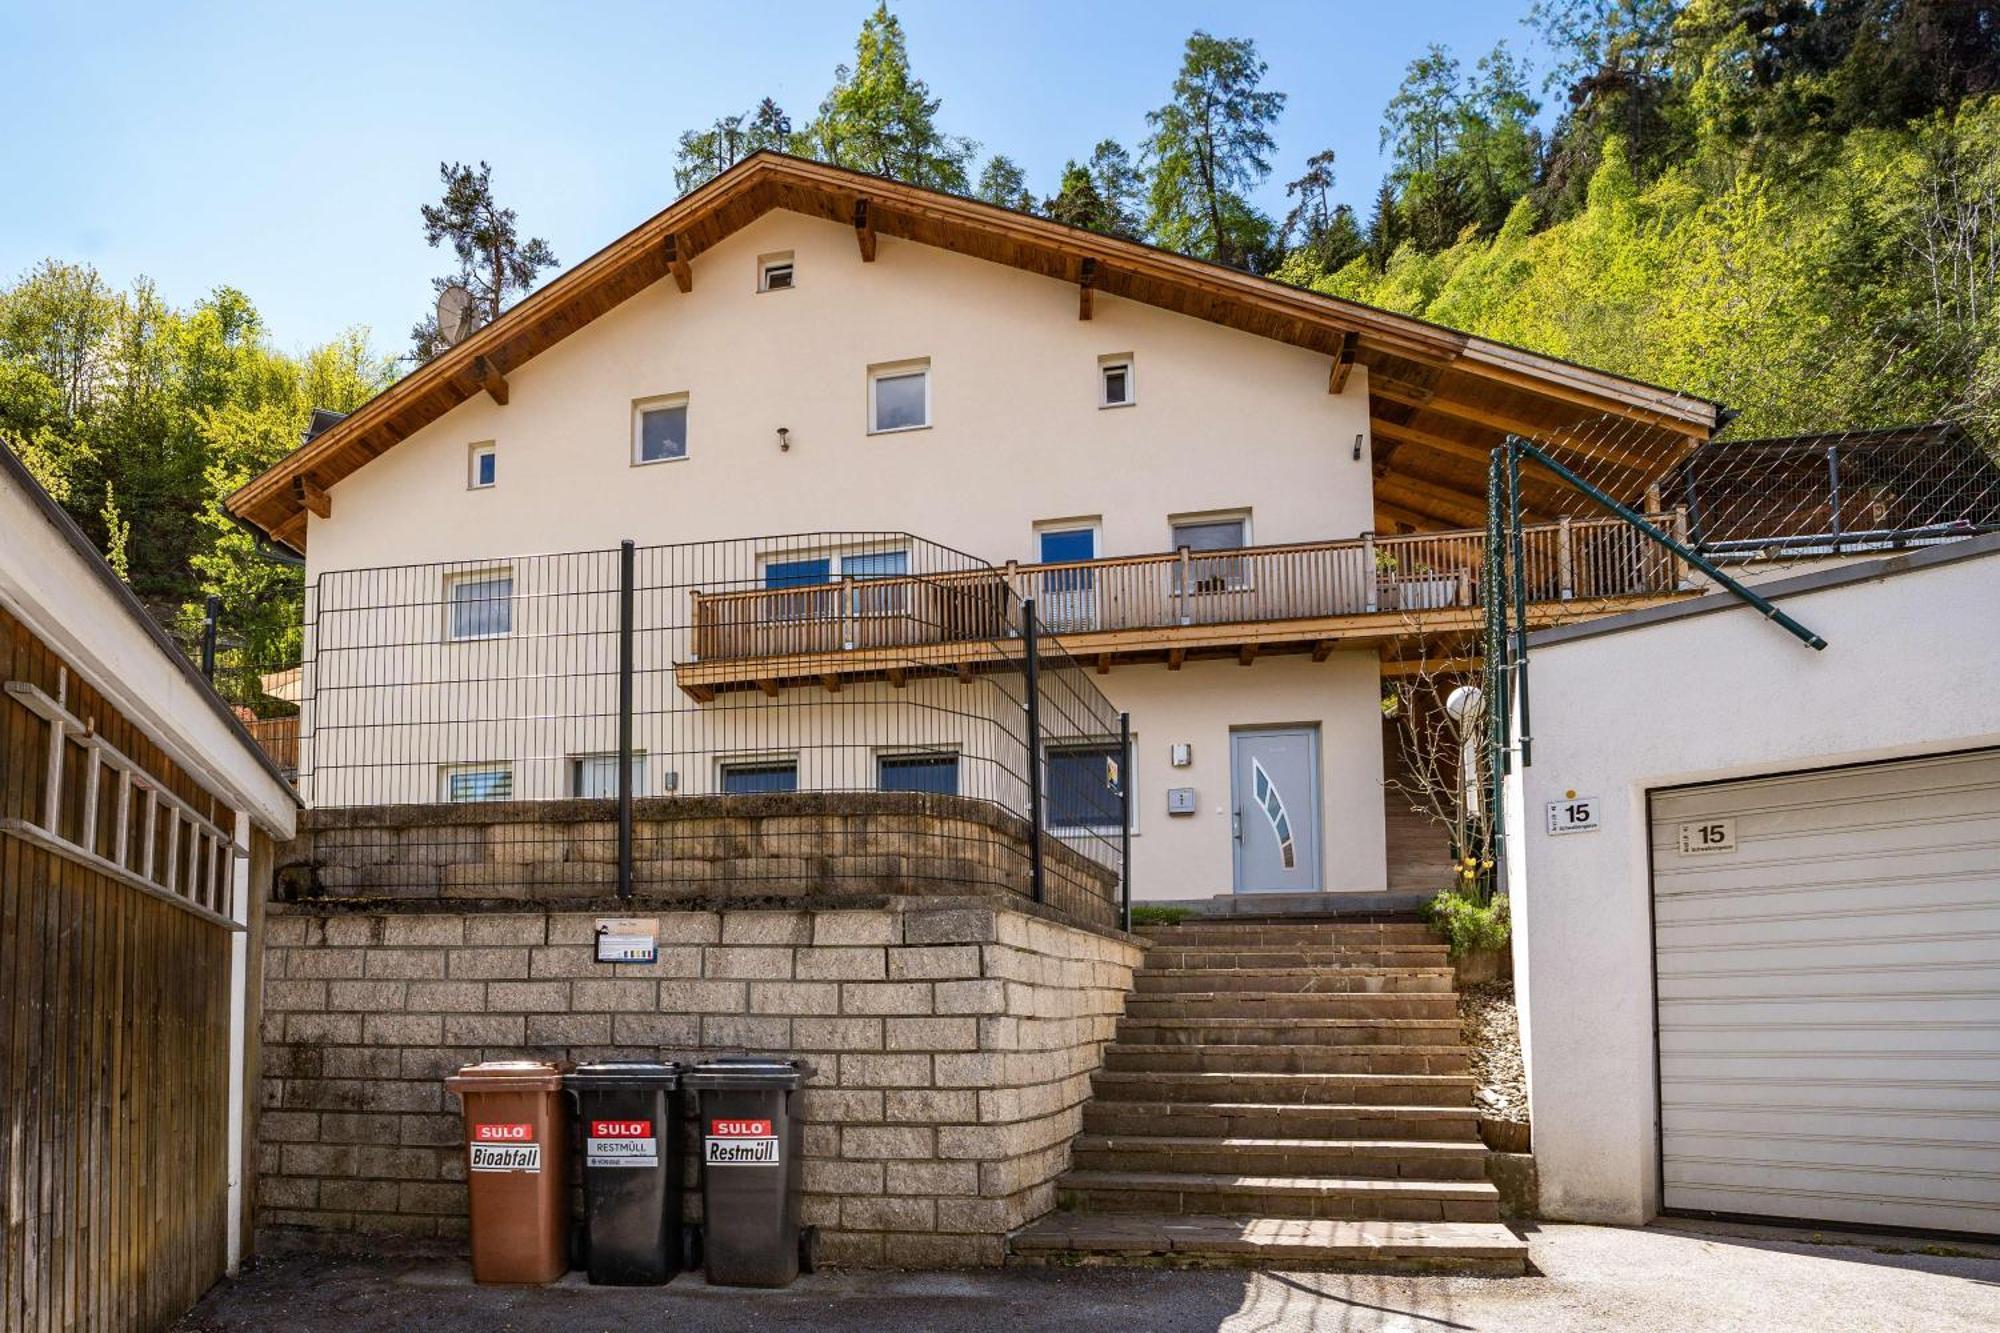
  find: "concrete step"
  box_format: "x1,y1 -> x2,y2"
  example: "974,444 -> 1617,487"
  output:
1113,1017 -> 1462,1048
1082,1099 -> 1482,1142
1143,945 -> 1452,971
1056,1170 -> 1503,1222
1008,1214 -> 1528,1275
1138,922 -> 1440,948
1089,1069 -> 1478,1107
1133,966 -> 1456,996
1071,1134 -> 1490,1180
1122,991 -> 1459,1021
1102,1043 -> 1472,1076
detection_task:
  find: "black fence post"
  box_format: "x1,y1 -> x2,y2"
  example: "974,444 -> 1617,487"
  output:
1022,598 -> 1045,905
617,539 -> 636,900
201,595 -> 220,682
1119,710 -> 1132,931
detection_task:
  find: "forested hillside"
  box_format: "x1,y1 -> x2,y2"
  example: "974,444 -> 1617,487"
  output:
1,1 -> 1994,674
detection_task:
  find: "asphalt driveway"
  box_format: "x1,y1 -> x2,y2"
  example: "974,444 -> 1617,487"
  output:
177,1220 -> 2000,1332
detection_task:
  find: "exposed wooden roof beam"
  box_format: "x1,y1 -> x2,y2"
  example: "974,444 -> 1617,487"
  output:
1311,641 -> 1335,662
291,476 -> 330,520
854,198 -> 876,262
820,674 -> 842,694
664,235 -> 693,293
1238,644 -> 1258,666
1379,654 -> 1481,677
1374,474 -> 1491,529
1078,257 -> 1097,321
755,678 -> 779,699
1406,396 -> 1669,476
885,665 -> 905,688
1328,331 -> 1359,395
473,355 -> 508,406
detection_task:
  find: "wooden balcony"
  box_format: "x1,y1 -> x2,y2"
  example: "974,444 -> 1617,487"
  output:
678,516 -> 1691,697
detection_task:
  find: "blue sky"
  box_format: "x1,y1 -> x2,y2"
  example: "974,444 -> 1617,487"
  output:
0,1 -> 1550,352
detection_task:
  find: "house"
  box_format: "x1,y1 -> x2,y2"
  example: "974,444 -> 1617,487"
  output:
0,445 -> 300,1326
224,152 -> 1720,906
1504,533 -> 2000,1237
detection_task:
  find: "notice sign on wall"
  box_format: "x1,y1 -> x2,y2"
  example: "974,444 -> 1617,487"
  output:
587,1119 -> 658,1168
595,917 -> 659,964
706,1117 -> 780,1166
470,1123 -> 541,1172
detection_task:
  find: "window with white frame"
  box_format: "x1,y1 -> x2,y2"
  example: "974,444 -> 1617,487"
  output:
1171,514 -> 1250,593
442,763 -> 512,802
759,253 -> 795,292
571,752 -> 646,798
447,570 -> 514,640
1099,356 -> 1134,408
1047,741 -> 1132,831
468,442 -> 497,489
633,395 -> 690,465
868,361 -> 930,433
878,752 -> 959,796
720,758 -> 799,794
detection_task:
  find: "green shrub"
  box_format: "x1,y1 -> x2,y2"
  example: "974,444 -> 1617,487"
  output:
1422,889 -> 1511,957
1128,904 -> 1197,926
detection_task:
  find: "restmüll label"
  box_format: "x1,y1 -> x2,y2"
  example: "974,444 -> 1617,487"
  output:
705,1117 -> 779,1166
587,1119 -> 659,1168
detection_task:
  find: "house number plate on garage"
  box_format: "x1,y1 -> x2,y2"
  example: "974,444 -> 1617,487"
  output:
1545,796 -> 1600,835
1676,818 -> 1736,854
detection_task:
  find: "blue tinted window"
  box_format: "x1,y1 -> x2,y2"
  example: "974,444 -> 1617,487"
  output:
879,754 -> 958,795
765,559 -> 831,589
722,762 -> 798,794
473,449 -> 496,487
1048,745 -> 1122,828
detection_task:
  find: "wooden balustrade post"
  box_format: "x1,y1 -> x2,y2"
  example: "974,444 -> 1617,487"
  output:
1361,533 -> 1378,613
1176,546 -> 1192,625
1557,515 -> 1574,600
1671,506 -> 1691,589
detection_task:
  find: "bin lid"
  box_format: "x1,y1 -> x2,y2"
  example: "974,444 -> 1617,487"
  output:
443,1059 -> 566,1093
565,1060 -> 681,1090
682,1055 -> 815,1090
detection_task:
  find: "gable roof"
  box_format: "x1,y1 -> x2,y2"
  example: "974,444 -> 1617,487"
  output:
228,152 -> 1722,551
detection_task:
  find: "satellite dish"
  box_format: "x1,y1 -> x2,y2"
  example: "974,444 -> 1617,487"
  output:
435,284 -> 481,347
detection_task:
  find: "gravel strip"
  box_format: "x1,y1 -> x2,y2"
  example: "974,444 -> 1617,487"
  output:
1460,980 -> 1528,1123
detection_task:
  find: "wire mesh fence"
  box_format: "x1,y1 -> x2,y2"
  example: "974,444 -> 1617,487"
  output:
211,532 -> 1130,929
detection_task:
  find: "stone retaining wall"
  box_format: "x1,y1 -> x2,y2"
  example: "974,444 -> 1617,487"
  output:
279,793 -> 1120,933
257,898 -> 1141,1267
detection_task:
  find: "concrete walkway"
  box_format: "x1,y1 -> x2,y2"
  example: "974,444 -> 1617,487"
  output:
178,1221 -> 2000,1332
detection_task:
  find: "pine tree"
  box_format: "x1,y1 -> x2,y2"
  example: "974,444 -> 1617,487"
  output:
409,162 -> 558,360
674,99 -> 794,194
974,155 -> 1035,211
802,4 -> 976,192
1141,32 -> 1286,269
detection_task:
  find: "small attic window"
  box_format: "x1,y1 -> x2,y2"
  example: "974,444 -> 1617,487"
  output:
759,254 -> 795,292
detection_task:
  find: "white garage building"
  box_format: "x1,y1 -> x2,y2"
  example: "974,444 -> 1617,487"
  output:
1506,533 -> 2000,1236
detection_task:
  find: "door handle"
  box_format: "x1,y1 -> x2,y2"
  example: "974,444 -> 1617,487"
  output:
1232,810 -> 1242,842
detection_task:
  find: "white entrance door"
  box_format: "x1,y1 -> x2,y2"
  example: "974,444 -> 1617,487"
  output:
1651,749 -> 2000,1234
1231,727 -> 1321,893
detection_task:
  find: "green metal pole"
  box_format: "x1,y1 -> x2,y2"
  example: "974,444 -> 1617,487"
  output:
1484,450 -> 1507,895
1507,442 -> 1532,768
1513,438 -> 1828,651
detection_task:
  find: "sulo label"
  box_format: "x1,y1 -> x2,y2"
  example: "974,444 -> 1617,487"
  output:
470,1123 -> 540,1172
705,1117 -> 779,1166
587,1119 -> 659,1169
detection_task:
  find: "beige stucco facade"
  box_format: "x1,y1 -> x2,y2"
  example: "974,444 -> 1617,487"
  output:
299,208 -> 1393,901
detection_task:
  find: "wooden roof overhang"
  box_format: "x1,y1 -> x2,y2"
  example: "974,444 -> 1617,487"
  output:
227,152 -> 1722,552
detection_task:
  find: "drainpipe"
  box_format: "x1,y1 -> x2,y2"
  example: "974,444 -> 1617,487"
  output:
226,809 -> 252,1274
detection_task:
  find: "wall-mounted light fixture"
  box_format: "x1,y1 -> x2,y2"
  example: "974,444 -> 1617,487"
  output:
777,426 -> 791,452
1353,433 -> 1364,462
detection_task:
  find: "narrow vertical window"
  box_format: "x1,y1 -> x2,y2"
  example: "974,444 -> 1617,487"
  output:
1099,357 -> 1134,408
469,442 -> 497,489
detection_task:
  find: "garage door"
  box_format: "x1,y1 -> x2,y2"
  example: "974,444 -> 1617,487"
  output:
1652,749 -> 2000,1235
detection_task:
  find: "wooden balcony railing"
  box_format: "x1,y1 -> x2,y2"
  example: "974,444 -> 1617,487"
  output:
688,515 -> 1688,665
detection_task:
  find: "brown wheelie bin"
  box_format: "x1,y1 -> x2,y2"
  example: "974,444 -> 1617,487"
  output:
444,1060 -> 570,1283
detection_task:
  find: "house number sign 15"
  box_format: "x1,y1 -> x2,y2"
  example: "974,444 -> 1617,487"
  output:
1545,794 -> 1599,835
1677,818 -> 1736,854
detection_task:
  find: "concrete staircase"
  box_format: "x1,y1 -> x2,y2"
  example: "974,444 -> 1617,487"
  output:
1009,919 -> 1528,1274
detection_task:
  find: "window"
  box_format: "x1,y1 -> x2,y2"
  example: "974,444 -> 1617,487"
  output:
721,760 -> 799,795
447,571 -> 514,640
841,550 -> 909,580
879,753 -> 959,796
571,752 -> 646,798
1047,743 -> 1129,830
759,253 -> 795,292
442,764 -> 512,803
869,362 -> 930,433
1172,516 -> 1249,593
469,442 -> 496,489
1035,526 -> 1098,632
1099,357 -> 1134,408
633,395 -> 689,465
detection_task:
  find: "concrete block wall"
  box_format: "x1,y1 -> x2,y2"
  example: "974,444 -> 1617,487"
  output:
257,899 -> 1141,1266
